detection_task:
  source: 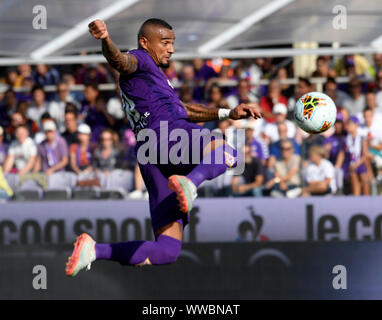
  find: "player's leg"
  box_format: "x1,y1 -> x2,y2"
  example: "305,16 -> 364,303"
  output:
66,163 -> 184,276
169,138 -> 241,213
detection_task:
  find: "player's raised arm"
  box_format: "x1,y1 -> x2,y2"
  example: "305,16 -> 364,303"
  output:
182,101 -> 262,122
88,19 -> 138,75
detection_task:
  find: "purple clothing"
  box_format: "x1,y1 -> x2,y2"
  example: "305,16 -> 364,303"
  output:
119,49 -> 189,134
0,143 -> 8,165
343,133 -> 365,178
249,138 -> 265,160
323,134 -> 345,164
84,107 -> 109,142
194,64 -> 218,101
38,136 -> 68,172
95,234 -> 182,265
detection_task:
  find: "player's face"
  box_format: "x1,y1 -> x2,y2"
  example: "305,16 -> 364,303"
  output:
142,28 -> 175,68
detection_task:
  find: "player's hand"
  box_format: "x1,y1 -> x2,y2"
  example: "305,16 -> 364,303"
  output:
88,20 -> 109,40
229,103 -> 262,120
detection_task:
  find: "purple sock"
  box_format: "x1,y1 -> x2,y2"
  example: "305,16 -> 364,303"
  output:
187,144 -> 240,187
95,234 -> 182,265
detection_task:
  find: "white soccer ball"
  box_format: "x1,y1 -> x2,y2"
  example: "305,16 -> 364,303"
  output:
294,91 -> 337,134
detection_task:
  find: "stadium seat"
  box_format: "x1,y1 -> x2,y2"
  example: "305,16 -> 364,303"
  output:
5,173 -> 20,192
43,187 -> 72,201
99,188 -> 128,200
72,186 -> 101,200
105,169 -> 134,192
14,189 -> 43,201
47,172 -> 77,189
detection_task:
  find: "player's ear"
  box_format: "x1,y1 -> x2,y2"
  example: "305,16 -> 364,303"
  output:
139,36 -> 149,50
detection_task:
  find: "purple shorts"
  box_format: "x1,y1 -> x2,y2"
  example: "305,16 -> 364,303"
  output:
137,120 -> 218,233
344,162 -> 367,178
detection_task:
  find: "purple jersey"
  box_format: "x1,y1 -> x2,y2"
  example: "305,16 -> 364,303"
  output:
249,138 -> 264,160
323,134 -> 345,164
119,49 -> 189,134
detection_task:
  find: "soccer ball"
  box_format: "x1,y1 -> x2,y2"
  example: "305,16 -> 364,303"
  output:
294,91 -> 337,134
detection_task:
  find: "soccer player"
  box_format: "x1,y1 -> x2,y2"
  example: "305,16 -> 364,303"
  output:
65,18 -> 261,276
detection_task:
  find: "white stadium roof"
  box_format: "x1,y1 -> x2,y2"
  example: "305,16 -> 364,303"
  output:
0,0 -> 382,65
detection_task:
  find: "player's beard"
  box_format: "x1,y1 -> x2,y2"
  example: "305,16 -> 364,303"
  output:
159,61 -> 170,69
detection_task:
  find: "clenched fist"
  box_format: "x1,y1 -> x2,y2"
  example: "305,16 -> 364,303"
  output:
229,102 -> 262,120
88,19 -> 109,40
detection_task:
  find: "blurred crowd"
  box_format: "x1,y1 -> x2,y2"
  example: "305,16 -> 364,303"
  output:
1,52 -> 382,200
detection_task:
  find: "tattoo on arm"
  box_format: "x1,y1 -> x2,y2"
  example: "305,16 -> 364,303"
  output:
182,102 -> 220,122
102,38 -> 137,74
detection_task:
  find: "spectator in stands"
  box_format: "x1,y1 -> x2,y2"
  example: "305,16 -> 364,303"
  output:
79,84 -> 99,119
301,145 -> 337,197
49,82 -> 79,132
343,116 -> 370,196
263,103 -> 296,144
62,73 -> 84,102
243,121 -> 267,165
276,67 -> 294,98
75,63 -> 108,85
268,122 -> 301,168
106,94 -> 124,124
376,69 -> 382,109
207,83 -> 229,109
62,110 -> 79,146
227,79 -> 258,110
241,58 -> 263,84
362,107 -> 382,182
0,89 -> 18,128
260,79 -> 288,122
33,64 -> 60,87
343,77 -> 366,116
266,139 -> 302,198
0,67 -> 23,88
288,77 -> 312,112
3,125 -> 37,176
323,113 -> 346,193
353,90 -> 382,128
16,76 -> 34,102
0,127 -> 8,166
92,128 -> 123,173
27,86 -> 50,125
324,77 -> 349,109
4,111 -> 39,143
17,64 -> 33,81
192,58 -> 218,102
231,145 -> 264,197
69,124 -> 93,174
33,120 -> 68,176
311,56 -> 336,78
373,53 -> 382,74
85,96 -> 115,143
178,83 -> 194,104
164,60 -> 178,82
335,54 -> 373,79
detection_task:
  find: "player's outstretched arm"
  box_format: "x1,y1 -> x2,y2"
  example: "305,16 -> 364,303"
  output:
182,102 -> 262,122
88,20 -> 137,75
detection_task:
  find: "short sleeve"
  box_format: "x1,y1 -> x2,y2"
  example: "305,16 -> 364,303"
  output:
128,49 -> 151,72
